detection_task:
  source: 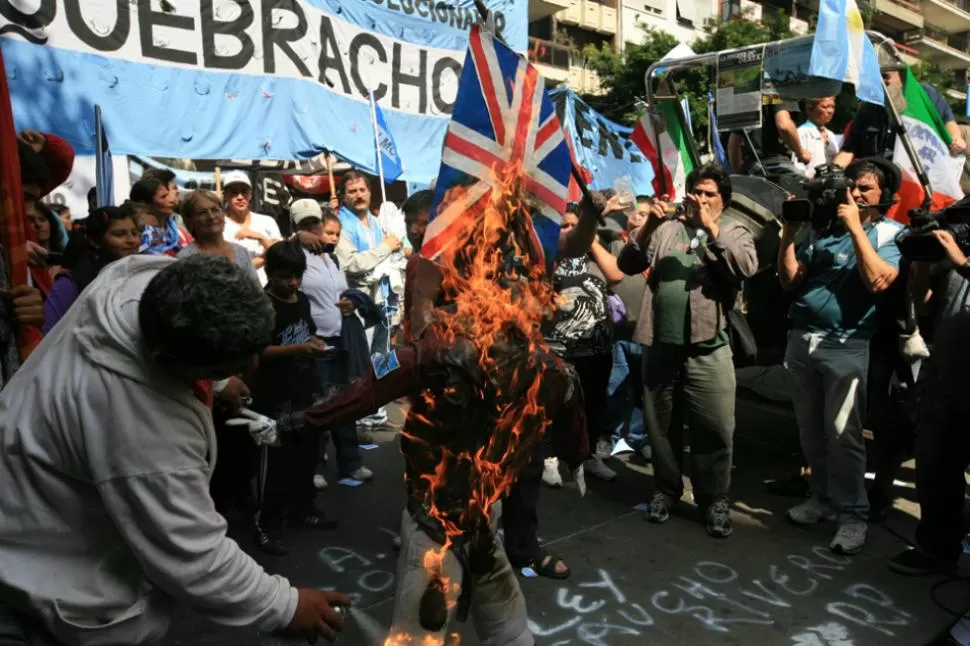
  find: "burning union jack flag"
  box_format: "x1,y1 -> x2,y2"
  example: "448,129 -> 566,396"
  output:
422,24 -> 572,267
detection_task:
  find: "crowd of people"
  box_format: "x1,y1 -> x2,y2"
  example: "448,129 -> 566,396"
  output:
0,47 -> 967,645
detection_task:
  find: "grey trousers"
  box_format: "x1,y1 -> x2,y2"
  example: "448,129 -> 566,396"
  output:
389,504 -> 533,646
642,342 -> 736,503
785,331 -> 870,522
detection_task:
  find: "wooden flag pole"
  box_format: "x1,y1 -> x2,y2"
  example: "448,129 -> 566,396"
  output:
326,153 -> 336,201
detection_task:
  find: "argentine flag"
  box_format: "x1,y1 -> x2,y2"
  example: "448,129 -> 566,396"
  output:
809,0 -> 884,105
370,92 -> 404,184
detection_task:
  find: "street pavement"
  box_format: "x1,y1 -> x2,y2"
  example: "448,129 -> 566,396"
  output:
167,397 -> 970,646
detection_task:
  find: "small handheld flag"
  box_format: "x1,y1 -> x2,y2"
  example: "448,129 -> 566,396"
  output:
95,105 -> 114,208
370,92 -> 403,188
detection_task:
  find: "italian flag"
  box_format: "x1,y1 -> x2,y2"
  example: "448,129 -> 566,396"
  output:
889,66 -> 965,224
631,99 -> 696,200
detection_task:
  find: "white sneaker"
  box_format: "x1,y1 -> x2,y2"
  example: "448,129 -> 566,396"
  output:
595,438 -> 613,457
313,474 -> 328,490
542,457 -> 563,488
350,466 -> 374,482
830,520 -> 867,555
583,455 -> 617,481
786,496 -> 836,525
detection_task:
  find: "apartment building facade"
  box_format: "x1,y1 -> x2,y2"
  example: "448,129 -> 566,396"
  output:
529,0 -> 969,100
527,0 -> 719,94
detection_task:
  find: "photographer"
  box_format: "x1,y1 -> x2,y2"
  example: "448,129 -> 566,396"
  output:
618,164 -> 757,538
778,159 -> 905,555
889,229 -> 970,575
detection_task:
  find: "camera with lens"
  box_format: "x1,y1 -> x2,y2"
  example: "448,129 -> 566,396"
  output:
896,204 -> 970,262
780,164 -> 854,229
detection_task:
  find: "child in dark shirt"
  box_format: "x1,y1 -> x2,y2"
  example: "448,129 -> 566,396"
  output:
253,241 -> 336,555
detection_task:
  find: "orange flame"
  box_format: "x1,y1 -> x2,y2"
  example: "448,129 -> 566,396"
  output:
422,161 -> 558,534
387,148 -> 560,646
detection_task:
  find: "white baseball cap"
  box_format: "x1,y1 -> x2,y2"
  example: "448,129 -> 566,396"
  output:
222,171 -> 252,190
290,199 -> 323,226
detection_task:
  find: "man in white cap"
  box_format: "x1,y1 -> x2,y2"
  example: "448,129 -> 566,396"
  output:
222,171 -> 283,284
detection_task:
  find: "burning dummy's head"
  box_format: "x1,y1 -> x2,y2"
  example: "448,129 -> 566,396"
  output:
430,164 -> 558,350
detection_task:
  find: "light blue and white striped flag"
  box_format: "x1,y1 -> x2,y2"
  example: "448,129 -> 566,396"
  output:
370,92 -> 404,184
809,0 -> 883,105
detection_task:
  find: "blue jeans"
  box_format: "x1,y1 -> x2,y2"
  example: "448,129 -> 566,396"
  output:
0,603 -> 61,645
604,340 -> 648,449
316,353 -> 363,477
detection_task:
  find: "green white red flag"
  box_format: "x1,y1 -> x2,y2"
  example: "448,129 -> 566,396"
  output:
630,100 -> 697,200
889,67 -> 965,223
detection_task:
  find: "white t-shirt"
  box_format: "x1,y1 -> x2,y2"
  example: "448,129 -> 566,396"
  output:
222,211 -> 282,285
794,122 -> 839,179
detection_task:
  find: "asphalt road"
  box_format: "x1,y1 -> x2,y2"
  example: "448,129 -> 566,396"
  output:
167,398 -> 970,646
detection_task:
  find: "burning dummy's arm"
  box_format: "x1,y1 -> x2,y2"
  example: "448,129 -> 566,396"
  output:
303,332 -> 450,430
303,345 -> 421,431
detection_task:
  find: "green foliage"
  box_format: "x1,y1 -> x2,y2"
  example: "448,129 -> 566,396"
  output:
583,11 -> 795,133
912,62 -> 957,95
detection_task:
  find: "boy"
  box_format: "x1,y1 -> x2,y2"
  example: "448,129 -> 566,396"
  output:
253,240 -> 337,555
290,200 -> 375,487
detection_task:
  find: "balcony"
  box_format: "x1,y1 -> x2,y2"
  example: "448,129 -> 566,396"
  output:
789,16 -> 810,34
559,0 -> 582,24
528,37 -> 572,83
906,27 -> 970,67
922,0 -> 970,34
558,0 -> 617,33
873,0 -> 924,29
527,36 -> 605,92
529,0 -> 571,21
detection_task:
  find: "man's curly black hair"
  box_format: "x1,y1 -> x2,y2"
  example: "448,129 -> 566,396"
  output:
139,255 -> 274,371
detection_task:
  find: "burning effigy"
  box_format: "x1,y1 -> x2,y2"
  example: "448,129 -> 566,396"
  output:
300,162 -> 597,645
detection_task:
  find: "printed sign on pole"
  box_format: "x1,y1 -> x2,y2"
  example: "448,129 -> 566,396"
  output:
715,46 -> 765,132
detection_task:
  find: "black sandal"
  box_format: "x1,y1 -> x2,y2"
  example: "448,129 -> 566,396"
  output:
523,553 -> 570,580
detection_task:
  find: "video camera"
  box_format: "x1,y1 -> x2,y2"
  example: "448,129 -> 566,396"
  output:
780,164 -> 854,229
897,204 -> 970,262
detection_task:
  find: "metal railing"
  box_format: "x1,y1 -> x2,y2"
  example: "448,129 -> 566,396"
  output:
528,37 -> 574,69
920,26 -> 970,52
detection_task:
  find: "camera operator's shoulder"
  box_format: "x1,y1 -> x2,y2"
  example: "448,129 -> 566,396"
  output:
873,218 -> 905,248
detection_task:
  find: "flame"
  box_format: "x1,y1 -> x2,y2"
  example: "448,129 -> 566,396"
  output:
385,162 -> 559,645
423,160 -> 558,533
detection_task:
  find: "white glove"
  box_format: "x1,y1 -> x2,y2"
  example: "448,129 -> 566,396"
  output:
225,408 -> 280,447
899,330 -> 930,362
378,202 -> 407,239
572,464 -> 587,498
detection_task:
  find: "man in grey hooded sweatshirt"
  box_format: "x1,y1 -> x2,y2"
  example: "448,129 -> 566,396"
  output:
0,254 -> 350,645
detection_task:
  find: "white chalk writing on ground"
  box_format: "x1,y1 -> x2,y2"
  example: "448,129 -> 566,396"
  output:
527,545 -> 914,645
311,529 -> 400,605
